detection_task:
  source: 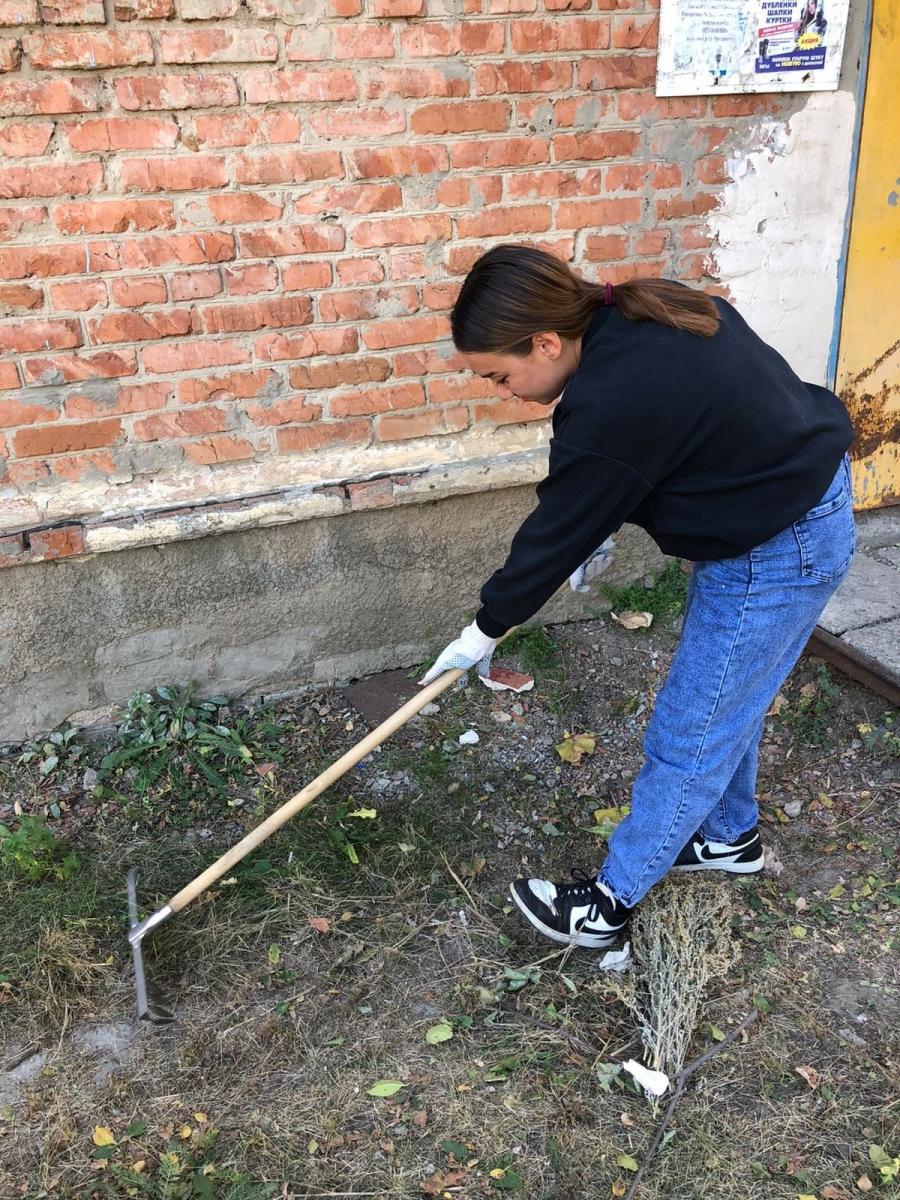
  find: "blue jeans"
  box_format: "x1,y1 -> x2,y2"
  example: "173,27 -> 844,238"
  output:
598,456 -> 855,907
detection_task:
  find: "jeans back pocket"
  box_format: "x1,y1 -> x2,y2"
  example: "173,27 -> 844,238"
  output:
793,457 -> 856,584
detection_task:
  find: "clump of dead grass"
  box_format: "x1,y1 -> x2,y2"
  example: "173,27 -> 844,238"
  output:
607,875 -> 739,1077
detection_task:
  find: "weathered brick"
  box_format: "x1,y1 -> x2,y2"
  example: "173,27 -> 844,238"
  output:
14,418 -> 121,457
159,29 -> 278,64
238,224 -> 344,257
475,61 -> 572,93
24,31 -> 154,70
120,155 -> 227,193
206,192 -> 282,223
65,117 -> 179,153
245,396 -> 321,427
553,130 -> 640,162
134,405 -> 229,442
49,277 -> 107,310
47,450 -> 117,481
0,317 -> 81,352
0,283 -> 43,312
225,262 -> 279,295
309,108 -> 406,140
281,261 -> 333,290
363,314 -> 450,350
277,418 -> 369,454
54,199 -> 175,234
505,167 -> 600,199
372,0 -> 422,14
456,204 -> 550,238
40,0 -> 104,21
0,38 -> 21,72
202,296 -> 312,334
0,0 -> 37,16
114,0 -> 175,17
578,55 -> 656,90
331,380 -> 424,417
115,74 -> 239,111
0,393 -> 61,426
333,23 -> 394,59
180,0 -> 240,15
142,337 -> 251,373
450,137 -> 548,169
283,26 -> 332,60
583,232 -> 629,261
612,14 -> 659,47
255,326 -> 357,362
0,121 -> 54,157
556,197 -> 642,228
293,183 -> 401,216
288,357 -> 390,389
376,406 -> 467,441
336,258 -> 384,285
318,284 -> 418,323
656,192 -> 720,220
193,110 -> 301,147
88,309 -> 197,345
65,380 -> 171,419
0,161 -> 102,199
411,100 -> 509,135
29,525 -> 86,561
233,148 -> 342,186
0,534 -> 25,568
179,367 -> 280,404
427,375 -> 493,404
352,215 -> 450,249
110,276 -> 168,307
23,349 -> 136,384
183,434 -> 257,464
0,78 -> 99,116
0,360 -> 20,387
473,397 -> 546,425
0,239 -> 119,279
510,16 -> 609,50
365,66 -> 469,100
348,144 -> 449,178
170,268 -> 222,300
242,68 -> 357,104
121,231 -> 234,269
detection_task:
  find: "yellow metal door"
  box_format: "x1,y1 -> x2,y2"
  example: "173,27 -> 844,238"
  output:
836,0 -> 899,509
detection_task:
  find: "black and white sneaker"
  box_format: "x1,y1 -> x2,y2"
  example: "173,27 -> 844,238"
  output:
671,826 -> 764,874
509,869 -> 630,949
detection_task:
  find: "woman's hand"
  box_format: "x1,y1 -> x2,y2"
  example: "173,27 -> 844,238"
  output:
419,621 -> 498,685
569,536 -> 615,593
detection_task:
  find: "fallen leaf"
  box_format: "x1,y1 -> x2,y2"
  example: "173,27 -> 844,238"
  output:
797,1194 -> 818,1199
348,807 -> 376,819
179,1124 -> 193,1139
856,1177 -> 873,1193
368,1079 -> 405,1098
555,730 -> 596,764
768,693 -> 789,716
611,610 -> 653,629
611,1183 -> 627,1198
617,1152 -> 639,1171
131,1160 -> 146,1174
193,1113 -> 207,1124
425,1022 -> 453,1045
412,1110 -> 428,1127
820,1187 -> 849,1199
92,1127 -> 116,1147
795,1065 -> 820,1089
420,1170 -> 466,1195
309,916 -> 332,934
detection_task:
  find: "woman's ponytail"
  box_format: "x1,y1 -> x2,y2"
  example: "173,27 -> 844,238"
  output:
451,244 -> 719,354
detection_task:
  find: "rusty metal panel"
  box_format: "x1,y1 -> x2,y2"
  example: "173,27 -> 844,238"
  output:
836,0 -> 899,510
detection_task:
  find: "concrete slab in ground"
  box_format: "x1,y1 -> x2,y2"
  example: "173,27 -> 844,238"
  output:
819,554 -> 900,636
842,618 -> 900,685
872,545 -> 900,570
853,508 -> 900,551
344,668 -> 420,727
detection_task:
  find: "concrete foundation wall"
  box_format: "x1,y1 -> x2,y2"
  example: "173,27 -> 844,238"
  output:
0,482 -> 663,745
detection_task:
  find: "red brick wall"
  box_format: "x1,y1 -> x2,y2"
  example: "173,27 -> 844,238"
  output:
0,0 -> 788,526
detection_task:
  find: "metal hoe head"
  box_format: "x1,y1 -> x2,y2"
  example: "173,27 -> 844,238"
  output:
126,869 -> 176,1024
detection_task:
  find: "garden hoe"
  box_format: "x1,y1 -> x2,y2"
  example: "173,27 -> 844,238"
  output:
126,664 -> 470,1023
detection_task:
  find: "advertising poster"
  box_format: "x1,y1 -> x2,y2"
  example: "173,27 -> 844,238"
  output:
656,0 -> 850,95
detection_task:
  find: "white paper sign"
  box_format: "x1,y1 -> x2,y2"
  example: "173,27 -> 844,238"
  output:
656,0 -> 849,95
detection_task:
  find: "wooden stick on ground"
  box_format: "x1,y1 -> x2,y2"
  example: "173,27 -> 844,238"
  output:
623,1008 -> 760,1200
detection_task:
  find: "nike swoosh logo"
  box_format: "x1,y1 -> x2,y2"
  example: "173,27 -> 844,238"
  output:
698,841 -> 756,861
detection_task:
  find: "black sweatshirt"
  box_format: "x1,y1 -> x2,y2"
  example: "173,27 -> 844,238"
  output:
476,295 -> 854,638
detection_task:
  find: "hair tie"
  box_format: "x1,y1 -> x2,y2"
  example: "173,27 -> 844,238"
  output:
603,282 -> 614,306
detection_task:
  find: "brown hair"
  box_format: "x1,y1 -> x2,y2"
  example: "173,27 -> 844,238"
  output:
451,244 -> 719,354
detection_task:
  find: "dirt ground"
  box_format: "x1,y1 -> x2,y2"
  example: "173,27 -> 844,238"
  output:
1,587 -> 898,1200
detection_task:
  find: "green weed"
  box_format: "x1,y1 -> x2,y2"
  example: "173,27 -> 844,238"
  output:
16,721 -> 87,779
775,664 -> 839,746
0,814 -> 80,882
858,712 -> 900,758
96,683 -> 287,814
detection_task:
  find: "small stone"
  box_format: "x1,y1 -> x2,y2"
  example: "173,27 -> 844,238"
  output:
491,711 -> 512,724
511,703 -> 524,716
783,800 -> 802,818
420,702 -> 440,716
459,730 -> 479,745
610,656 -> 623,667
642,575 -> 655,589
82,767 -> 99,791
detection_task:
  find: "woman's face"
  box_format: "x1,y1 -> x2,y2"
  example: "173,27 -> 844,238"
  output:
463,332 -> 580,406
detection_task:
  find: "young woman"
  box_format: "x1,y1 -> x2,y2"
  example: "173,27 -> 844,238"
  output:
420,244 -> 855,950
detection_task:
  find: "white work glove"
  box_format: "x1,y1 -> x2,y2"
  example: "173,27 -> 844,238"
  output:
419,620 -> 498,685
569,536 -> 615,593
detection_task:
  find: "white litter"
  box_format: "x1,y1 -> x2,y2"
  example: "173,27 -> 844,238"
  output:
458,730 -> 480,745
623,1059 -> 670,1097
595,942 -> 631,973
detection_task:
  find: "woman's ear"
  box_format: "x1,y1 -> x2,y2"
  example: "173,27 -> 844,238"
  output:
532,331 -> 563,360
